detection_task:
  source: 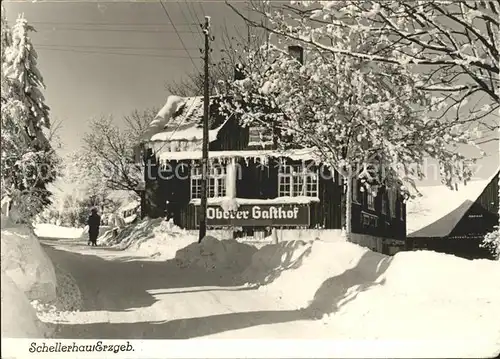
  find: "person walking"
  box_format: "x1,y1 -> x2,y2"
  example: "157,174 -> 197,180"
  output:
87,207 -> 101,246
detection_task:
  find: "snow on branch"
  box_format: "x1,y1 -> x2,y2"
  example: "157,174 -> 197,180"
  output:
230,0 -> 499,111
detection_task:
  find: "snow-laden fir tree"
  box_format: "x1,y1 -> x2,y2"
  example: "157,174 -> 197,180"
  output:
1,13 -> 59,223
0,5 -> 11,65
1,5 -> 12,102
223,3 -> 480,237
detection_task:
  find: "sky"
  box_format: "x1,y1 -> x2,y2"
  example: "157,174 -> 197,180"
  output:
4,0 -> 247,151
3,0 -> 499,185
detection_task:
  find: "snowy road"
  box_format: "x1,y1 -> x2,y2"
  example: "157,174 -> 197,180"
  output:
41,239 -> 314,339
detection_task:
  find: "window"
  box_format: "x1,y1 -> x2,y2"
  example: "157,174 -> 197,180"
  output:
367,191 -> 375,210
361,211 -> 378,228
191,164 -> 226,199
249,125 -> 273,147
278,163 -> 318,197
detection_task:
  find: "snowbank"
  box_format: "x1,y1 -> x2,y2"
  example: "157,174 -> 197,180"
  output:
50,264 -> 83,312
1,273 -> 45,338
99,218 -> 257,268
34,223 -> 85,239
247,234 -> 388,310
175,235 -> 257,271
1,225 -> 57,302
246,231 -> 500,352
100,218 -> 199,260
312,249 -> 500,348
241,239 -> 314,285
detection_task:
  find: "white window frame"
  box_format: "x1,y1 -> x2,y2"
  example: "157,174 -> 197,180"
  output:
190,164 -> 227,200
248,125 -> 273,147
278,163 -> 318,197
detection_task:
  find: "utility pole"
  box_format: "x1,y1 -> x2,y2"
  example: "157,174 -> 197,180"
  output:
199,16 -> 211,243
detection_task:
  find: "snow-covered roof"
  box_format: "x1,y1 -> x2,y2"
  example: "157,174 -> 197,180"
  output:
157,148 -> 323,164
406,169 -> 499,238
146,95 -> 228,143
150,119 -> 227,142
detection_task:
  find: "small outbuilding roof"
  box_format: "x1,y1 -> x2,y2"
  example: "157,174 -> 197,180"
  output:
406,168 -> 499,238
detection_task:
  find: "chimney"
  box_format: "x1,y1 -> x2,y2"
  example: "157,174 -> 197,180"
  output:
288,45 -> 304,65
234,63 -> 246,81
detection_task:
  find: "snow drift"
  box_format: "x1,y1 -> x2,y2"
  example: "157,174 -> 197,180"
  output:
91,216 -> 499,353
244,232 -> 500,351
1,225 -> 57,302
100,217 -> 257,267
241,239 -> 314,285
33,223 -> 85,239
1,273 -> 45,338
175,235 -> 257,271
100,218 -> 199,260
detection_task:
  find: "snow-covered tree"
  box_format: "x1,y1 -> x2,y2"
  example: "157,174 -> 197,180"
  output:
482,226 -> 500,260
36,152 -> 126,227
231,0 -> 499,130
80,109 -> 154,197
1,5 -> 11,66
223,2 -> 480,236
1,6 -> 12,101
1,14 -> 59,223
65,151 -> 112,213
3,15 -> 51,143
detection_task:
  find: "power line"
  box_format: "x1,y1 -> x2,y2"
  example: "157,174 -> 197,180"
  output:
193,1 -> 217,70
158,0 -> 199,71
36,46 -> 194,58
177,0 -> 219,70
30,20 -> 250,28
4,0 -> 230,2
149,1 -> 205,154
180,0 -> 202,43
34,26 -> 198,34
185,0 -> 216,67
30,20 -> 197,26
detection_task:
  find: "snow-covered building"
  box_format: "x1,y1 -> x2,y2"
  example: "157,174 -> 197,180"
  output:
406,168 -> 499,259
139,47 -> 407,254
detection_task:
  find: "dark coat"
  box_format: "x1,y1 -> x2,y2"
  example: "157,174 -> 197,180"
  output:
87,213 -> 101,240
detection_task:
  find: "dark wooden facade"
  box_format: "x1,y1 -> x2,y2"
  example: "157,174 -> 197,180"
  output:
409,171 -> 499,260
142,99 -> 407,240
351,186 -> 406,240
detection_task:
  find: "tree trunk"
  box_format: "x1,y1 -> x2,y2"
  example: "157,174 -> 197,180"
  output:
345,170 -> 352,242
